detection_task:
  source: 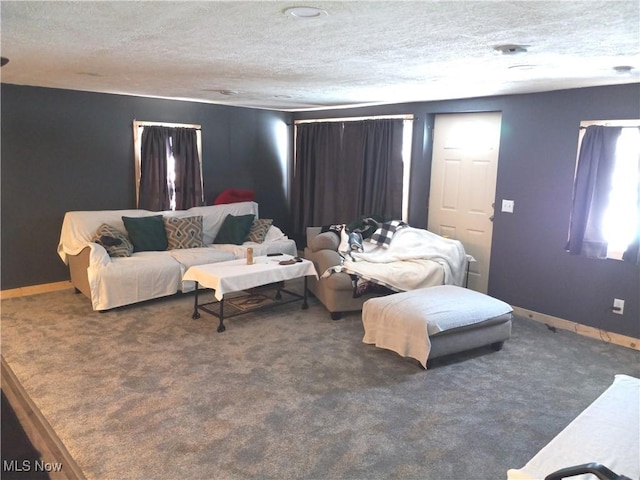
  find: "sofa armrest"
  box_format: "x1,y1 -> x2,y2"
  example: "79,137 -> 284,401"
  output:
305,247 -> 343,275
308,231 -> 341,253
306,227 -> 322,247
68,246 -> 92,298
87,242 -> 110,267
67,243 -> 111,298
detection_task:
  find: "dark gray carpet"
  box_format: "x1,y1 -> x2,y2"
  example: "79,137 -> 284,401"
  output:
2,282 -> 639,480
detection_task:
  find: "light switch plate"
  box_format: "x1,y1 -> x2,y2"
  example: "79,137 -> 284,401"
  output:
502,199 -> 514,213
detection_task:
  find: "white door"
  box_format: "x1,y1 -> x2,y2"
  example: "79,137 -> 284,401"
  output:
428,112 -> 502,293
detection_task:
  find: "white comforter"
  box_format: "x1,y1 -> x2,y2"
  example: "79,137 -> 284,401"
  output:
330,227 -> 469,289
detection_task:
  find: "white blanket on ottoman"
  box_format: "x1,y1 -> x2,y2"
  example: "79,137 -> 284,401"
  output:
362,285 -> 513,368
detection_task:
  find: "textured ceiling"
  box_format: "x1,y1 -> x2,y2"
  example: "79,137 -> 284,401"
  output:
1,1 -> 638,112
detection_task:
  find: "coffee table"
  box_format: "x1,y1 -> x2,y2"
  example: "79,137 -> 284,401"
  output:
182,254 -> 318,332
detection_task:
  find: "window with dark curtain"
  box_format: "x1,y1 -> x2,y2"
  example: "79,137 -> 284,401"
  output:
566,124 -> 639,264
139,126 -> 171,211
291,118 -> 404,237
139,126 -> 203,211
172,127 -> 203,211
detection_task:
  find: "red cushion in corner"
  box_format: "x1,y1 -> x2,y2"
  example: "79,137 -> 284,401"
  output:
213,189 -> 255,205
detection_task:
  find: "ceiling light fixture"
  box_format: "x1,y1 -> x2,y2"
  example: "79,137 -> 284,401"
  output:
494,44 -> 528,55
284,6 -> 328,18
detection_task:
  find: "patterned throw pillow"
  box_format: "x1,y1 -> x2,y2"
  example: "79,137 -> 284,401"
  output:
163,216 -> 206,250
246,219 -> 273,243
91,223 -> 134,257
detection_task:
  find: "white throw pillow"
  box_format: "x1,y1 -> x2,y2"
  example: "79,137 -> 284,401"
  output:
337,227 -> 350,256
263,225 -> 286,242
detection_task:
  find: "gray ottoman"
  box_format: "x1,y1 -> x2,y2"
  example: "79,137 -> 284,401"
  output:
362,285 -> 513,368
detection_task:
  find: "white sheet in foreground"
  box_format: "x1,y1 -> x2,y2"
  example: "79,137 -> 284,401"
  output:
507,374 -> 640,480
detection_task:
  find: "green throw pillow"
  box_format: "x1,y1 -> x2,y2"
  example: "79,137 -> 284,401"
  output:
214,214 -> 255,245
122,215 -> 168,252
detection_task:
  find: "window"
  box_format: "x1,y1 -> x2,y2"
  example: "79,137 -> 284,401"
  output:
401,119 -> 413,222
568,120 -> 640,260
133,120 -> 203,211
602,127 -> 639,258
292,114 -> 413,232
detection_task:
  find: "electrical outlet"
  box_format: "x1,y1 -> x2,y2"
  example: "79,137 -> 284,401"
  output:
613,298 -> 625,315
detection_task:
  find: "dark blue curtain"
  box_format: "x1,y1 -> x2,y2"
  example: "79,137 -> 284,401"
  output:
291,122 -> 342,234
291,119 -> 404,237
566,125 -> 622,257
139,126 -> 171,211
172,127 -> 203,210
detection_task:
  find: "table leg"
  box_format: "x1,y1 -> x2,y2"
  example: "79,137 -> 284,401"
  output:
192,282 -> 201,319
217,298 -> 226,333
302,276 -> 309,310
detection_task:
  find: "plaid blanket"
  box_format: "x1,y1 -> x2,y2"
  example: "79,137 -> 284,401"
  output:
369,220 -> 408,248
320,226 -> 469,290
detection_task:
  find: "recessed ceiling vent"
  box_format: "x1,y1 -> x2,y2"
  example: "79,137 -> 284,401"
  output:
508,64 -> 536,70
494,44 -> 528,55
613,65 -> 634,74
284,6 -> 328,18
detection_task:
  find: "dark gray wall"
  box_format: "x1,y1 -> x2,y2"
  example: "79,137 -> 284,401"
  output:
293,84 -> 640,339
2,83 -> 638,339
1,84 -> 292,289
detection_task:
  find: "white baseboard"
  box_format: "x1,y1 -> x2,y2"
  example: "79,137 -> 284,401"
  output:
513,306 -> 639,351
1,281 -> 73,300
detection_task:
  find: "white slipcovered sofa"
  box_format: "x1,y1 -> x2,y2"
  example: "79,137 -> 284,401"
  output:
57,201 -> 297,311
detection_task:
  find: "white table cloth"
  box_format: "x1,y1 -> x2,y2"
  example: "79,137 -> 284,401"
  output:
183,254 -> 317,300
